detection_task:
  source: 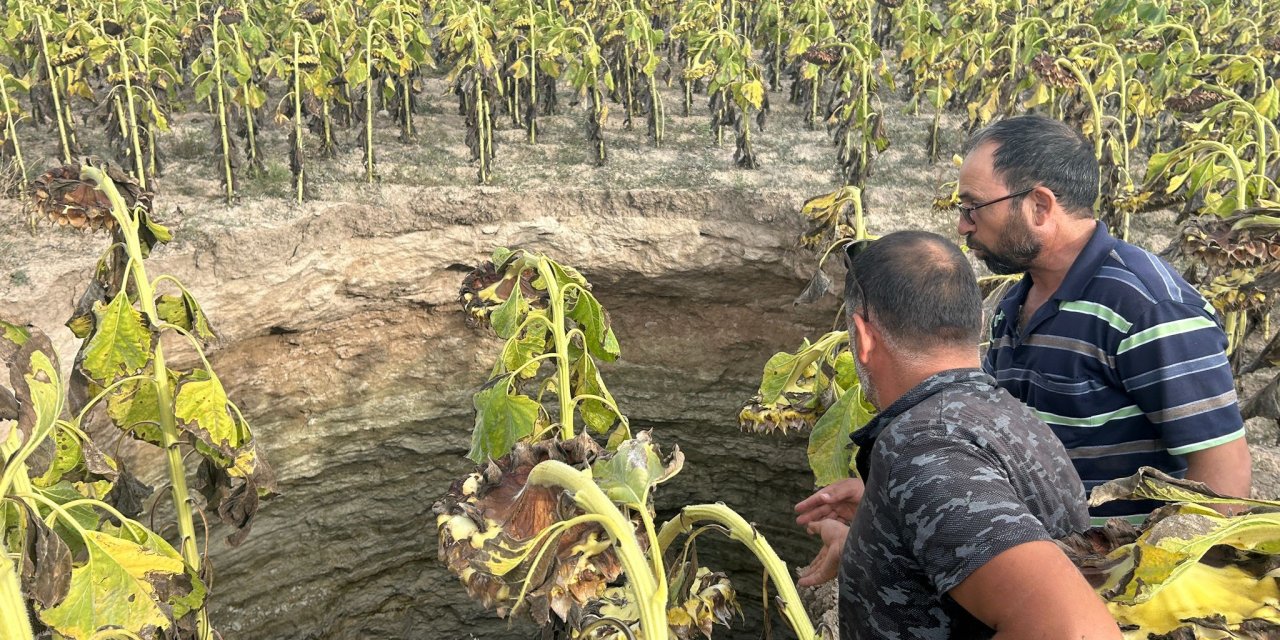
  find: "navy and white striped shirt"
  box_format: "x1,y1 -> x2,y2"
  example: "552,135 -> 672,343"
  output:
983,223 -> 1245,522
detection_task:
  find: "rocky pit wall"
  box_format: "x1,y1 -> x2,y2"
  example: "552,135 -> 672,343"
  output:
4,184 -> 1279,639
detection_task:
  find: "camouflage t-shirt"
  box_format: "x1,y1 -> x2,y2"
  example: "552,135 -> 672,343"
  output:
839,369 -> 1089,640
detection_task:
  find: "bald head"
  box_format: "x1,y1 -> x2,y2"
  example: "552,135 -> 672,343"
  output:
844,231 -> 983,351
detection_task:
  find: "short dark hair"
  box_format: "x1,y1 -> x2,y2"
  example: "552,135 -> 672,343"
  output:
962,115 -> 1098,217
844,231 -> 982,349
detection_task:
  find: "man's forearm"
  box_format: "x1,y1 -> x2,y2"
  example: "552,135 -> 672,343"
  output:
1184,437 -> 1252,512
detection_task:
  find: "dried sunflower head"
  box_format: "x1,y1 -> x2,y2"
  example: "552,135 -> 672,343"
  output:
51,46 -> 86,67
300,5 -> 326,24
458,256 -> 550,329
31,159 -> 153,232
738,397 -> 821,434
681,60 -> 717,81
219,9 -> 244,25
576,568 -> 741,639
434,435 -> 627,625
1165,88 -> 1226,113
295,54 -> 321,70
1116,38 -> 1162,54
670,22 -> 696,36
801,46 -> 840,68
1031,53 -> 1075,88
1178,210 -> 1280,275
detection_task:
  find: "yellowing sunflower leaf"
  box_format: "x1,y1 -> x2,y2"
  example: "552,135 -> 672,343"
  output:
37,529 -> 196,639
568,291 -> 620,362
106,374 -> 166,446
110,520 -> 206,619
174,369 -> 247,463
1111,509 -> 1280,605
808,386 -> 874,486
491,283 -> 526,340
740,79 -> 764,110
575,355 -> 616,434
591,432 -> 682,510
1089,466 -> 1280,509
82,293 -> 152,385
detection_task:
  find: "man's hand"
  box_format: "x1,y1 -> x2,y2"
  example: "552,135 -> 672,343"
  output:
795,478 -> 865,526
797,519 -> 849,587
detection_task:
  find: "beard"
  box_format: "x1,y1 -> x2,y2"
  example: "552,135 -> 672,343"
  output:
966,209 -> 1042,275
854,354 -> 881,412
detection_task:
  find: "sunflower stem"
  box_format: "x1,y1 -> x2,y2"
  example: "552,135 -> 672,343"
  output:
79,165 -> 212,640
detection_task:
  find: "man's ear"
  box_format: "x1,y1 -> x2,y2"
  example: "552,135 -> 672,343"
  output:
851,314 -> 876,364
1029,185 -> 1057,224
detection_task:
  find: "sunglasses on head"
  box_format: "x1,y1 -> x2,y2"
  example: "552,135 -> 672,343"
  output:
843,239 -> 872,321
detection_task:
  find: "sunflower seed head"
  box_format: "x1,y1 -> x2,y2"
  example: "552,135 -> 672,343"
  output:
1031,53 -> 1075,88
1165,88 -> 1226,113
434,436 -> 623,626
801,46 -> 840,67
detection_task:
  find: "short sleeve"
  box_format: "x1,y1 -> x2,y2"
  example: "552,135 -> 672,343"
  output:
888,432 -> 1052,595
1113,300 -> 1245,455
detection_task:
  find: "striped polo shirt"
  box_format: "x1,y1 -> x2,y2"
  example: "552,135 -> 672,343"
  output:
983,222 -> 1245,522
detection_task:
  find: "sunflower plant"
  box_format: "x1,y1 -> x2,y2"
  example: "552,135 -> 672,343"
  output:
437,249 -> 821,640
4,158 -> 275,640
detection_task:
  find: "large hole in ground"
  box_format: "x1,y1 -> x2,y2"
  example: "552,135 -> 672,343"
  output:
150,209 -> 845,639
82,193 -> 849,640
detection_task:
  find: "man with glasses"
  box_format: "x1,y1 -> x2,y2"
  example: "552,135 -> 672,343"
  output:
957,115 -> 1250,522
793,231 -> 1119,640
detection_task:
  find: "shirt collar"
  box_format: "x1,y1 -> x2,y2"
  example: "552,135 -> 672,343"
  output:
1052,221 -> 1116,303
996,221 -> 1117,319
850,368 -> 990,451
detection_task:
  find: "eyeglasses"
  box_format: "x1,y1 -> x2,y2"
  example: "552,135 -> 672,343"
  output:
956,186 -> 1036,225
843,239 -> 872,321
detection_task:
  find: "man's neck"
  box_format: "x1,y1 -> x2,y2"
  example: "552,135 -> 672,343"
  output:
874,351 -> 980,409
1026,217 -> 1097,295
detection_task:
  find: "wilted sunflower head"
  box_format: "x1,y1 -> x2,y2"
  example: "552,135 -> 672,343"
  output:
1165,88 -> 1227,113
51,46 -> 86,67
681,60 -> 717,81
800,46 -> 840,68
576,567 -> 741,639
31,159 -> 153,232
434,434 -> 627,625
458,254 -> 550,329
1030,53 -> 1075,89
738,396 -> 821,434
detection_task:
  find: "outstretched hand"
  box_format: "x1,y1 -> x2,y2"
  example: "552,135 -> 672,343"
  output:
797,519 -> 850,587
794,478 -> 865,527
